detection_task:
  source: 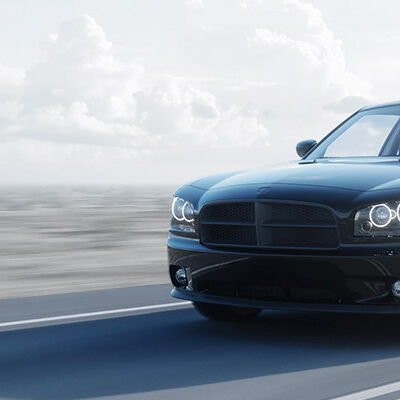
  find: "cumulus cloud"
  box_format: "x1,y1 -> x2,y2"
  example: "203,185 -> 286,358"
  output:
134,76 -> 268,147
0,15 -> 146,149
0,101 -> 23,122
325,96 -> 372,114
0,13 -> 268,153
0,64 -> 25,105
0,64 -> 25,88
185,0 -> 204,8
205,106 -> 268,148
24,15 -> 142,120
178,0 -> 371,151
262,1 -> 365,95
242,0 -> 370,105
0,1 -> 374,183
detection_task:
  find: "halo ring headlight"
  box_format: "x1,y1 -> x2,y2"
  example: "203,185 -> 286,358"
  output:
172,197 -> 185,221
182,202 -> 194,223
369,204 -> 392,228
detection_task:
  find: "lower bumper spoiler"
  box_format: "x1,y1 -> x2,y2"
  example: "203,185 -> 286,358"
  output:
171,288 -> 400,314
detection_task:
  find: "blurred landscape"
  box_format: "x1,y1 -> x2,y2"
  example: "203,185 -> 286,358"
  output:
0,185 -> 176,299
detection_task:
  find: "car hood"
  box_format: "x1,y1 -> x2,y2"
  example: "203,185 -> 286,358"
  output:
191,158 -> 400,192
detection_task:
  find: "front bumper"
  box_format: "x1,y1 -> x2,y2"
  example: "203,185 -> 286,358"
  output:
168,234 -> 400,313
172,288 -> 400,314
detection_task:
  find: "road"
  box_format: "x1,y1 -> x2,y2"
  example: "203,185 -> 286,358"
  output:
2,284 -> 400,399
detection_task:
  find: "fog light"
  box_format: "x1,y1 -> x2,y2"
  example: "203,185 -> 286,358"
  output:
392,281 -> 400,298
175,268 -> 187,287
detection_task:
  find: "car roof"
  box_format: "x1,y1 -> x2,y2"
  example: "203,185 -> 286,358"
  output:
362,100 -> 400,111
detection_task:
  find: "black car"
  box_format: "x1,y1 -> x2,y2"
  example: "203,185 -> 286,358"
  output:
168,101 -> 400,320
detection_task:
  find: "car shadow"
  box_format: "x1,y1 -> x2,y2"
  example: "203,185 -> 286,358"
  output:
1,307 -> 400,399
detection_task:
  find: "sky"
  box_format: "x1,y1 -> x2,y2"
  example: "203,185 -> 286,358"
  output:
0,0 -> 398,185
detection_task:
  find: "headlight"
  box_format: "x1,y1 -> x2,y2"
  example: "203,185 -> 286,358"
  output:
354,201 -> 400,237
170,196 -> 197,235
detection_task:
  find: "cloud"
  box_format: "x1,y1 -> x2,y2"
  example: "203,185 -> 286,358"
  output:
245,0 -> 369,100
134,76 -> 268,148
0,15 -> 146,150
0,1 -> 375,183
24,14 -> 142,119
205,106 -> 269,148
177,0 -> 371,147
0,64 -> 25,105
325,96 -> 372,114
0,101 -> 23,122
185,0 -> 204,8
11,102 -> 151,148
0,13 -> 268,153
0,64 -> 25,88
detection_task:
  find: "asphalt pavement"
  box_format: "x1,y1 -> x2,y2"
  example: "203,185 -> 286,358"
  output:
2,284 -> 400,399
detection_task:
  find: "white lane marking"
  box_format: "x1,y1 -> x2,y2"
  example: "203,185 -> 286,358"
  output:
0,301 -> 191,329
332,381 -> 400,400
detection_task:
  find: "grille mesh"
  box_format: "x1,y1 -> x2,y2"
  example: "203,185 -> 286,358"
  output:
201,202 -> 255,223
264,203 -> 335,225
200,201 -> 338,249
201,224 -> 257,246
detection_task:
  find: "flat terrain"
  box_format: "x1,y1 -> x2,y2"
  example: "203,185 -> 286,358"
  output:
0,185 -> 175,298
2,284 -> 400,400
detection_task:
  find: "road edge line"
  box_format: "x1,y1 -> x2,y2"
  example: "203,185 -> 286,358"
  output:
331,380 -> 400,400
0,301 -> 191,328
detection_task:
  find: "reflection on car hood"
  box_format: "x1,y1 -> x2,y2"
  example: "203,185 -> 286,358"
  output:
191,158 -> 400,192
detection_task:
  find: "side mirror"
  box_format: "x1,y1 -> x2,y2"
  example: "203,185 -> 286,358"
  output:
296,139 -> 317,158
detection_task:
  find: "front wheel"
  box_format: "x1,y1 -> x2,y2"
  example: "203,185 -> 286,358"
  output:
193,301 -> 262,321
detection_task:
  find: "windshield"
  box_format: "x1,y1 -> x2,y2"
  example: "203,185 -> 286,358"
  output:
307,106 -> 400,159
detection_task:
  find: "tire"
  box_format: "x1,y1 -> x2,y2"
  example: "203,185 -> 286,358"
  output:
193,301 -> 262,321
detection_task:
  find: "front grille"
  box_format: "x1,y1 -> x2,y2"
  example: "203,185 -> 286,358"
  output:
199,201 -> 339,249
